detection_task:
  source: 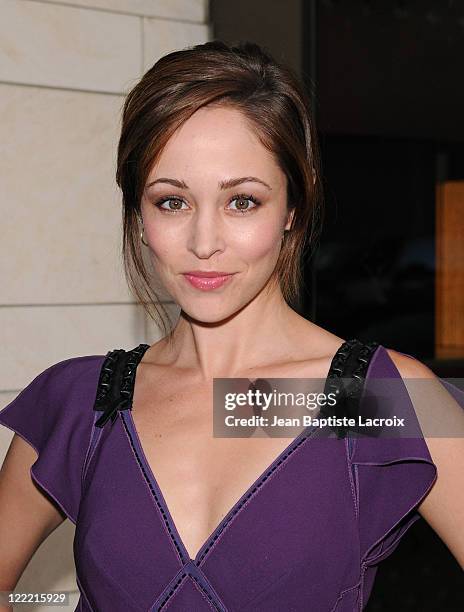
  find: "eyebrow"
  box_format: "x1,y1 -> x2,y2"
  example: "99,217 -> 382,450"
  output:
145,176 -> 272,191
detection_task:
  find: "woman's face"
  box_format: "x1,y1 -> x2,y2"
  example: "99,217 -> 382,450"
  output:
140,104 -> 294,323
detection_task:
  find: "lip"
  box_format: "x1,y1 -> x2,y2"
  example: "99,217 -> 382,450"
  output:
183,272 -> 235,291
183,271 -> 235,278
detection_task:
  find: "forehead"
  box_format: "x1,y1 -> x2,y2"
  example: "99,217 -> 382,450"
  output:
148,105 -> 284,182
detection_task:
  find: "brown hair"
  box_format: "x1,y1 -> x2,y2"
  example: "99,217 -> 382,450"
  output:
116,40 -> 323,342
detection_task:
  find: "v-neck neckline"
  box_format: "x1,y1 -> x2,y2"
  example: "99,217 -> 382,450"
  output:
122,403 -> 319,566
116,339 -> 376,567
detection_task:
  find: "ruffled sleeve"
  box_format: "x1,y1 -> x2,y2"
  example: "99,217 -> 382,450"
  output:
351,345 -> 464,567
0,355 -> 104,524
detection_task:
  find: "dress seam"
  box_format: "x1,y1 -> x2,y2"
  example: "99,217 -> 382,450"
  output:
120,413 -> 187,564
359,563 -> 368,611
80,410 -> 103,497
155,571 -> 188,610
76,574 -> 95,612
197,426 -> 318,564
345,436 -> 358,519
189,575 -> 222,611
149,566 -> 226,612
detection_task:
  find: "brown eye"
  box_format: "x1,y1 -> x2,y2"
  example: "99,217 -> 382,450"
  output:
234,197 -> 251,211
155,198 -> 188,213
228,194 -> 261,214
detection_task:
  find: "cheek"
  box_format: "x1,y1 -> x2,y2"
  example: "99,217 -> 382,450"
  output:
233,224 -> 281,262
144,224 -> 182,259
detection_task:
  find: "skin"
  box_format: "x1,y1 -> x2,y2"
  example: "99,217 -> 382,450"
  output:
140,103 -> 303,380
0,105 -> 463,595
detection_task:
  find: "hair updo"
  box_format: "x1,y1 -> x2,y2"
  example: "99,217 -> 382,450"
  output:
116,39 -> 323,340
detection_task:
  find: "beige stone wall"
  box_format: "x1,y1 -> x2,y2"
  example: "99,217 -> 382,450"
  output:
0,1 -> 210,608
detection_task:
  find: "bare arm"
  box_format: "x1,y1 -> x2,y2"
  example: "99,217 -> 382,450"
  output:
387,349 -> 464,569
0,434 -> 66,595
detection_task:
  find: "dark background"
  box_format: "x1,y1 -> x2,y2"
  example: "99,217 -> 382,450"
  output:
211,0 -> 464,609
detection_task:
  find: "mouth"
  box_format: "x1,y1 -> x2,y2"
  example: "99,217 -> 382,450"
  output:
182,272 -> 236,291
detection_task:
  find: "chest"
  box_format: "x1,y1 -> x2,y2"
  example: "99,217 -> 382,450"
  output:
130,380 -> 313,562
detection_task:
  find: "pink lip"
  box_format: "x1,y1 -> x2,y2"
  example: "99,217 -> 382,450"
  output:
183,273 -> 235,291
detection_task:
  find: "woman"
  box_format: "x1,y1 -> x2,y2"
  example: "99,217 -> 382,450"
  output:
0,41 -> 463,612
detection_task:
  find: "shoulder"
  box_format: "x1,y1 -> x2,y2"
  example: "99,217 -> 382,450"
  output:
36,353 -> 106,380
26,353 -> 106,396
44,353 -> 106,374
384,347 -> 437,380
2,354 -> 107,425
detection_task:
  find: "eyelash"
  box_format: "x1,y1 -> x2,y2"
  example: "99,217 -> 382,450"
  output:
153,193 -> 262,215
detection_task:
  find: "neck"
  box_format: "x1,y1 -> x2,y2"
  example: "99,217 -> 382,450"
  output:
159,286 -> 310,381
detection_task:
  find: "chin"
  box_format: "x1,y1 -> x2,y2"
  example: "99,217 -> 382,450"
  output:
180,301 -> 244,324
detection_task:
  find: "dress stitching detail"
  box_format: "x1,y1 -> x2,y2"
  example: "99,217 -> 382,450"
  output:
344,435 -> 358,519
329,581 -> 362,612
196,426 -> 318,565
120,414 -> 187,564
150,569 -> 225,611
156,572 -> 188,610
189,575 -> 222,611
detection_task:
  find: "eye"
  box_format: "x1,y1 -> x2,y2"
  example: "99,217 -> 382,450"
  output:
154,197 -> 188,213
228,194 -> 262,214
154,194 -> 262,215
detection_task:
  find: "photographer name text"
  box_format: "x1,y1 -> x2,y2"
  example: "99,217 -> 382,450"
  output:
224,415 -> 405,428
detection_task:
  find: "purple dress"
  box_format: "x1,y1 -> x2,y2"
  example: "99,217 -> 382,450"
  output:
0,343 -> 462,611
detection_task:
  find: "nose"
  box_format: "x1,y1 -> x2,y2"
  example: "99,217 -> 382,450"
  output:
188,210 -> 225,259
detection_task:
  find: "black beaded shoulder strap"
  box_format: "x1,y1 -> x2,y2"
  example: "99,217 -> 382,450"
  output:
93,343 -> 151,428
92,338 -> 379,434
322,338 -> 380,439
